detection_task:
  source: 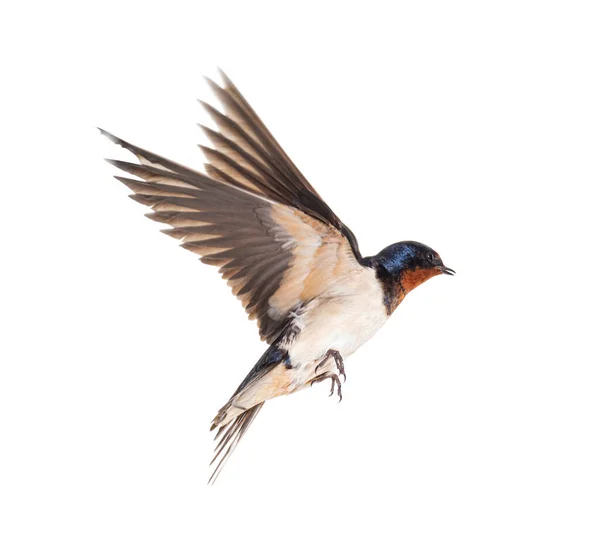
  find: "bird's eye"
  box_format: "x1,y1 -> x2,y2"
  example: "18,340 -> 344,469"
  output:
427,252 -> 435,262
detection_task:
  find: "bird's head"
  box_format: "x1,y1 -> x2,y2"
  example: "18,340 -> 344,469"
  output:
368,241 -> 454,313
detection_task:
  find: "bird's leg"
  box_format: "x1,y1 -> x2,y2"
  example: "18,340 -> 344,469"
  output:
310,350 -> 346,402
311,372 -> 343,402
316,349 -> 346,382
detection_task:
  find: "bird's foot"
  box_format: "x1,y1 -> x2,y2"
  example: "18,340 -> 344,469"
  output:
311,372 -> 343,402
315,349 -> 346,382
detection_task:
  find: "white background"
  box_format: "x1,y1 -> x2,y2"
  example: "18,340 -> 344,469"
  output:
1,1 -> 599,558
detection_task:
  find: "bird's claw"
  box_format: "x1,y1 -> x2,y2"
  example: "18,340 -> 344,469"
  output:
315,349 -> 346,382
311,372 -> 343,402
312,349 -> 346,402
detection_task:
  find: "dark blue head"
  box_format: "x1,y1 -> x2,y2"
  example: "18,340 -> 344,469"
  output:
365,241 -> 454,313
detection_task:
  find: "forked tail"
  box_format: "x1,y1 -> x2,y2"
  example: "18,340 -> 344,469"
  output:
208,403 -> 264,484
208,344 -> 289,483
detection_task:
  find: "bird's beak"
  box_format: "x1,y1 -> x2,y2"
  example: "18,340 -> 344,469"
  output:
439,265 -> 455,276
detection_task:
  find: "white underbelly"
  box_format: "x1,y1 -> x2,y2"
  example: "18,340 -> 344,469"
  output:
287,293 -> 388,368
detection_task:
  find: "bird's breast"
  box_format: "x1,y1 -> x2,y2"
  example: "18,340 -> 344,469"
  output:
285,266 -> 388,366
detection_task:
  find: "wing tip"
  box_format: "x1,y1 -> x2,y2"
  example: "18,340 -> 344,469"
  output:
216,67 -> 232,87
145,211 -> 174,224
105,159 -> 135,173
161,228 -> 183,240
98,127 -> 121,144
128,193 -> 154,206
203,67 -> 230,89
203,75 -> 221,92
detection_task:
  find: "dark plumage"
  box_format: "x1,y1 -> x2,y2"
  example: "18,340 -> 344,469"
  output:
363,242 -> 455,314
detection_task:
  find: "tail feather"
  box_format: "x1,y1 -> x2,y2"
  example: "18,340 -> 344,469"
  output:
207,343 -> 289,483
208,403 -> 264,484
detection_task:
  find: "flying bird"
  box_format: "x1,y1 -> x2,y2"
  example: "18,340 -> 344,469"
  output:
100,70 -> 454,483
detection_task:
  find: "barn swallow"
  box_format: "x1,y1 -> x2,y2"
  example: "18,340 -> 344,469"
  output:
100,70 -> 454,483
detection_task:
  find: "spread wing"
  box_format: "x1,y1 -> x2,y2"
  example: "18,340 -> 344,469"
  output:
198,70 -> 362,260
101,73 -> 363,343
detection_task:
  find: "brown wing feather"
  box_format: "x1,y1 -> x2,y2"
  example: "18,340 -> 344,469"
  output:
102,130 -> 363,344
201,71 -> 363,261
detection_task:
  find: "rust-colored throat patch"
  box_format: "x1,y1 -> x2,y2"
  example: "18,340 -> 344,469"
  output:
400,266 -> 441,293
